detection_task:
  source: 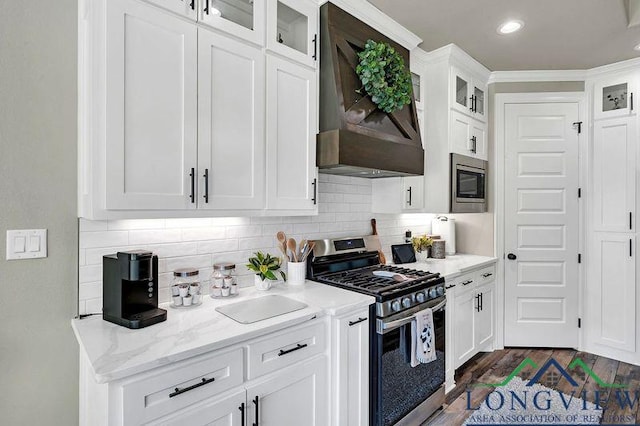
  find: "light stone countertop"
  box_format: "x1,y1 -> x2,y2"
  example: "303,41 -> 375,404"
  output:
72,281 -> 374,384
396,254 -> 498,280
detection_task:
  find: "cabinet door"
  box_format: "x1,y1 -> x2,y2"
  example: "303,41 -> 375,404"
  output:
333,311 -> 369,426
265,56 -> 318,210
199,0 -> 266,46
453,286 -> 476,369
475,282 -> 494,350
198,29 -> 265,210
472,82 -> 487,123
105,0 -> 197,210
589,233 -> 636,352
593,74 -> 637,120
593,117 -> 637,232
247,357 -> 328,426
471,121 -> 487,160
144,0 -> 198,20
266,0 -> 318,68
450,110 -> 473,157
149,390 -> 245,426
403,176 -> 424,211
450,66 -> 473,116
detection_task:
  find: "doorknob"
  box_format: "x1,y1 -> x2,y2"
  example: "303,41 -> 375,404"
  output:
507,253 -> 517,260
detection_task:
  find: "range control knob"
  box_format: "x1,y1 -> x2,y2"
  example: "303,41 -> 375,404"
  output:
429,288 -> 438,298
391,300 -> 401,312
437,286 -> 445,296
402,297 -> 412,309
416,292 -> 426,303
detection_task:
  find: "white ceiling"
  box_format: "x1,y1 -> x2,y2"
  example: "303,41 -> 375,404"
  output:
367,0 -> 640,71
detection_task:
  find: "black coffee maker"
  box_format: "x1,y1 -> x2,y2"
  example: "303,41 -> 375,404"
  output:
103,250 -> 167,329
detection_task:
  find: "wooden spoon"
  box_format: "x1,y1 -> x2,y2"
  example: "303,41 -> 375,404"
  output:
287,238 -> 298,262
276,231 -> 288,258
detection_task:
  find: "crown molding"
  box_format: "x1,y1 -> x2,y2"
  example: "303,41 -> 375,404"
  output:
585,56 -> 640,79
488,70 -> 587,84
426,44 -> 491,81
319,0 -> 422,50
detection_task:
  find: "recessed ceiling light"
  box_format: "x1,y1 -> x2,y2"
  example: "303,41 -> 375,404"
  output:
497,20 -> 524,35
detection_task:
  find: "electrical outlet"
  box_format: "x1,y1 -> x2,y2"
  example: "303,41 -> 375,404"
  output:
6,229 -> 47,260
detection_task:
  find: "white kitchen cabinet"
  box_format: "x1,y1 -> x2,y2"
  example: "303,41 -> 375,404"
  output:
450,265 -> 496,370
265,55 -> 318,211
450,109 -> 486,161
332,310 -> 369,426
247,357 -> 328,426
103,0 -> 198,211
197,28 -> 265,210
592,116 -> 637,233
450,65 -> 486,123
266,0 -> 318,68
593,73 -> 638,121
199,0 -> 266,46
371,176 -> 424,213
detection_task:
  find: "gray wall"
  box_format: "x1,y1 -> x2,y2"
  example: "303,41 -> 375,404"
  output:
0,1 -> 79,425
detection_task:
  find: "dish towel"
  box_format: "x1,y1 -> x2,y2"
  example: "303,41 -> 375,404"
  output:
410,308 -> 437,367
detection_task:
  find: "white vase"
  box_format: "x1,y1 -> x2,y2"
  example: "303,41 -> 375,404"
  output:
254,275 -> 272,291
416,251 -> 429,262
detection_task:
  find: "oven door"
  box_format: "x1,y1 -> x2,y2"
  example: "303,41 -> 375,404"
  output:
371,297 -> 446,426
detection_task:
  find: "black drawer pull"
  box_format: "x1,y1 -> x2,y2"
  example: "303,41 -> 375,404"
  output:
253,395 -> 259,426
445,284 -> 456,289
482,273 -> 493,278
189,167 -> 195,203
278,343 -> 308,356
169,377 -> 215,398
239,402 -> 245,426
349,317 -> 367,326
462,280 -> 473,286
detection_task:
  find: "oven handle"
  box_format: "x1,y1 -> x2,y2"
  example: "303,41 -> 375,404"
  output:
377,299 -> 446,335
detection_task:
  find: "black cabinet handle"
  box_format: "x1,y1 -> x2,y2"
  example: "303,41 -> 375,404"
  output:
349,317 -> 367,326
312,34 -> 317,60
239,402 -> 245,426
507,253 -> 517,260
630,239 -> 633,257
479,292 -> 483,311
204,0 -> 209,14
475,294 -> 480,312
407,186 -> 412,206
482,273 -> 493,278
631,93 -> 634,111
252,396 -> 259,426
311,178 -> 317,205
462,280 -> 473,286
189,167 -> 195,204
470,136 -> 477,154
469,95 -> 474,112
278,343 -> 308,356
445,284 -> 456,289
189,0 -> 195,10
203,169 -> 209,203
169,377 -> 215,398
630,212 -> 633,230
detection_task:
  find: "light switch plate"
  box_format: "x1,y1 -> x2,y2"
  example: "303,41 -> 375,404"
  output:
6,229 -> 47,260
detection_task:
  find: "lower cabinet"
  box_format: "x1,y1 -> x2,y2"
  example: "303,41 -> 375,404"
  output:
450,265 -> 496,370
149,390 -> 246,426
332,309 -> 369,426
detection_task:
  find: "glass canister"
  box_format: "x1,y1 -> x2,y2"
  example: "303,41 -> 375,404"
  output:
172,268 -> 201,306
211,262 -> 237,298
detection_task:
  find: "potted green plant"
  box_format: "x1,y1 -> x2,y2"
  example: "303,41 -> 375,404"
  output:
246,251 -> 286,291
412,235 -> 433,262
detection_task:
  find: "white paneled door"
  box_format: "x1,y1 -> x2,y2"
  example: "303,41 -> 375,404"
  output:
504,102 -> 580,347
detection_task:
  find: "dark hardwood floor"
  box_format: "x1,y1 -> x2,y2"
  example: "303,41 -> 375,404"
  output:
423,348 -> 640,425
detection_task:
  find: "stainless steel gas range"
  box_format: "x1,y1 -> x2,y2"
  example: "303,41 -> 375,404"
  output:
308,236 -> 446,426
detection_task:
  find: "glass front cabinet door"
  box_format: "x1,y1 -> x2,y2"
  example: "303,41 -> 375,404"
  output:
451,68 -> 471,116
199,0 -> 265,45
594,75 -> 637,120
266,0 -> 318,68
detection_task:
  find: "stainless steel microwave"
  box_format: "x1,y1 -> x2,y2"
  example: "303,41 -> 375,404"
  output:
450,153 -> 487,213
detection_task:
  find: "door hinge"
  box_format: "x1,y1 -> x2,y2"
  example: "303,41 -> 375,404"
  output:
578,318 -> 582,328
578,188 -> 582,198
578,253 -> 582,263
573,121 -> 583,134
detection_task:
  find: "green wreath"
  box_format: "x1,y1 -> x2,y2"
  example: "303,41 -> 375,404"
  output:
355,39 -> 412,114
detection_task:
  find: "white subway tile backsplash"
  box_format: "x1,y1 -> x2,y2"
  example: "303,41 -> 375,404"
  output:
77,175 -> 440,307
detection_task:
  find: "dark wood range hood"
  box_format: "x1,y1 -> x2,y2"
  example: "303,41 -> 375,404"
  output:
317,3 -> 424,178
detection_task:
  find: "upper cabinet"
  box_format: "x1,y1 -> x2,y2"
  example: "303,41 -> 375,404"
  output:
266,0 -> 318,68
593,73 -> 637,120
451,66 -> 486,123
79,0 -> 319,219
200,0 -> 266,46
